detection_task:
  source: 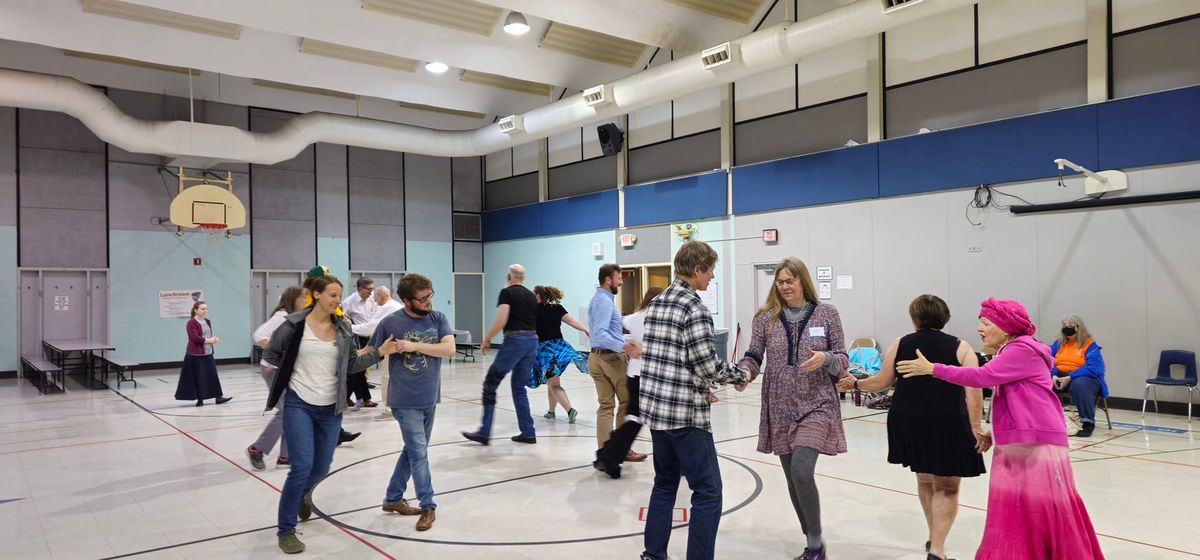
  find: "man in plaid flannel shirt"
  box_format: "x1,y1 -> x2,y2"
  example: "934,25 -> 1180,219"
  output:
638,240 -> 750,560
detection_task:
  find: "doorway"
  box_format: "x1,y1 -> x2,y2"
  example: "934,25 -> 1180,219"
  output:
19,269 -> 109,359
617,263 -> 671,315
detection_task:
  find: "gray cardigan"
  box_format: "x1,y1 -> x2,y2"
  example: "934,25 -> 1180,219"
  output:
263,308 -> 381,414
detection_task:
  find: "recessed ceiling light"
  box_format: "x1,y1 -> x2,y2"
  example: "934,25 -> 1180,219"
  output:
503,11 -> 530,35
425,61 -> 449,74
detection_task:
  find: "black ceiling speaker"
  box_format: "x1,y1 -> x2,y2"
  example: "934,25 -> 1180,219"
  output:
597,123 -> 624,157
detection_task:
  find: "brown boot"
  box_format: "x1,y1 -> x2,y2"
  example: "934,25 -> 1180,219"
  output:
625,450 -> 648,462
381,499 -> 422,515
416,508 -> 436,531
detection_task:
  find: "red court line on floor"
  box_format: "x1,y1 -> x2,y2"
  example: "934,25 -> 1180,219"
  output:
721,450 -> 1200,557
111,392 -> 398,560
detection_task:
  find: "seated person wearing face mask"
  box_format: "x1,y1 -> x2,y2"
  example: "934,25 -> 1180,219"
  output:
1049,314 -> 1108,438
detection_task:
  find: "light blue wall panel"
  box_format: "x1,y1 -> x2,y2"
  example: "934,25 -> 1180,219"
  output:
318,236 -> 350,284
108,230 -> 252,364
406,240 -> 455,326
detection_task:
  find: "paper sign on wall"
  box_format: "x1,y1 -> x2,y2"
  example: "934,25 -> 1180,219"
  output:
53,295 -> 69,311
160,290 -> 204,318
818,282 -> 832,300
836,275 -> 853,290
816,266 -> 832,280
698,281 -> 719,314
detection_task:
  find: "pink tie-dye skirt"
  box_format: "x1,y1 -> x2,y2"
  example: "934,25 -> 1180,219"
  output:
975,443 -> 1104,559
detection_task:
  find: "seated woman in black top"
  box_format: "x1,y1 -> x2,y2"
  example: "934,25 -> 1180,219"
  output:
531,285 -> 590,422
839,295 -> 990,560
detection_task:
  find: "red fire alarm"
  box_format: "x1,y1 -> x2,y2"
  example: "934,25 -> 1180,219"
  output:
193,258 -> 202,266
762,229 -> 779,243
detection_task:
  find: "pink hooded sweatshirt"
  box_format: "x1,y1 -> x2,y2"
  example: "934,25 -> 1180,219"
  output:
932,335 -> 1067,447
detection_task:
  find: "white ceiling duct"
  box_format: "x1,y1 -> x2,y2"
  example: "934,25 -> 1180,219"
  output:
0,0 -> 979,165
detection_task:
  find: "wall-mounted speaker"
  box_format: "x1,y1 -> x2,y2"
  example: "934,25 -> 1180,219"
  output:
597,123 -> 624,157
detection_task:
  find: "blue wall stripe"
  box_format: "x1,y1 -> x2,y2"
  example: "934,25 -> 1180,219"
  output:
1098,85 -> 1200,170
541,189 -> 619,236
732,144 -> 879,215
624,171 -> 728,227
878,104 -> 1099,197
481,203 -> 542,242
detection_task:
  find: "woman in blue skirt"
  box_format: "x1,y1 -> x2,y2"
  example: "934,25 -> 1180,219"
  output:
531,285 -> 589,423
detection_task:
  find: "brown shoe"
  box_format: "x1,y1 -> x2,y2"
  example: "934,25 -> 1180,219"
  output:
416,508 -> 436,531
363,400 -> 379,408
381,499 -> 422,515
625,450 -> 648,462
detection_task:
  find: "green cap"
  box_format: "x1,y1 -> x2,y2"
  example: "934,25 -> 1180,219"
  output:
306,265 -> 331,278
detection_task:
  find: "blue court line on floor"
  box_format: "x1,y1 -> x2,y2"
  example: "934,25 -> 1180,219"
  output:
1110,421 -> 1189,434
0,498 -> 26,505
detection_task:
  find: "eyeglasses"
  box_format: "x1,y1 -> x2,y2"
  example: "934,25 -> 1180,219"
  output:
775,279 -> 797,288
411,291 -> 435,304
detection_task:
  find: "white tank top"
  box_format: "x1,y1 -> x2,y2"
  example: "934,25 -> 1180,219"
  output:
288,323 -> 340,406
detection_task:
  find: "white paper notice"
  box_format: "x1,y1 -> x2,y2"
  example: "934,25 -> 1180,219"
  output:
818,281 -> 832,300
698,281 -> 719,314
160,290 -> 204,318
836,275 -> 853,290
816,266 -> 833,280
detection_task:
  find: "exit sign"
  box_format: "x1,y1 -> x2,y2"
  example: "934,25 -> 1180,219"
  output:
193,258 -> 202,266
762,229 -> 778,243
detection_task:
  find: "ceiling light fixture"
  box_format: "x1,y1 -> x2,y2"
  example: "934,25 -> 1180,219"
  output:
503,11 -> 530,35
425,61 -> 449,74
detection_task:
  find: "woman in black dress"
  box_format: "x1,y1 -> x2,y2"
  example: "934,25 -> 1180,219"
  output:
838,295 -> 989,560
176,301 -> 232,406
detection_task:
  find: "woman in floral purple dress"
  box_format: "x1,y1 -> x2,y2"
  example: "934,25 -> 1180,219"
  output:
739,256 -> 848,560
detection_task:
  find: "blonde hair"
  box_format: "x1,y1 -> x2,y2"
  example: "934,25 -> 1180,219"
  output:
1057,313 -> 1093,348
754,257 -> 819,330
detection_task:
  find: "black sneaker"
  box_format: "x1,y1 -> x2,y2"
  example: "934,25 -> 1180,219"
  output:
1072,424 -> 1094,438
510,434 -> 537,444
246,446 -> 266,470
461,431 -> 490,446
337,429 -> 361,445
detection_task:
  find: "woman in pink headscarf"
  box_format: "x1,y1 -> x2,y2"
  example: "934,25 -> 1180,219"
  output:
897,298 -> 1103,560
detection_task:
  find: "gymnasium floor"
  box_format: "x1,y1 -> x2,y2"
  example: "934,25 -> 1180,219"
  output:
1,358 -> 1197,560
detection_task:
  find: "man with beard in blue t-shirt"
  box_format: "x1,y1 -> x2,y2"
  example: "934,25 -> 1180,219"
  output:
369,273 -> 455,532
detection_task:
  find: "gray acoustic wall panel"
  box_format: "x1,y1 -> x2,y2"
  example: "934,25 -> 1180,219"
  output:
454,241 -> 483,272
349,176 -> 404,226
19,148 -> 106,210
20,207 -> 107,268
615,225 -> 671,265
252,219 -> 316,270
316,143 -> 349,238
627,130 -> 721,186
350,223 -> 406,270
735,96 -> 868,166
1114,18 -> 1200,99
548,155 -> 618,199
452,156 -> 483,212
886,45 -> 1088,138
17,109 -> 104,153
484,172 -> 539,210
0,107 -> 15,226
349,147 -> 404,180
251,167 -> 316,221
405,154 -> 453,242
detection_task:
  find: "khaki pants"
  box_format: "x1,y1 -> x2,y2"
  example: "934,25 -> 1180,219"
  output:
588,351 -> 629,448
377,355 -> 390,411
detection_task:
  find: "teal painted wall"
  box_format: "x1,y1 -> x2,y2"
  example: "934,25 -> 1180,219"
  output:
0,226 -> 15,372
482,230 -> 614,345
318,237 -> 350,283
669,217 -> 731,330
405,240 -> 454,324
109,230 -> 252,364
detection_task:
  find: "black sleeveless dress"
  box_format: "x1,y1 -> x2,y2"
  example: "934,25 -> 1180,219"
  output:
887,329 -> 986,477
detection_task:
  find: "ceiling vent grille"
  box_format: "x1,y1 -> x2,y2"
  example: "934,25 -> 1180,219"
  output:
82,0 -> 242,39
460,70 -> 555,97
582,85 -> 613,107
883,0 -> 927,13
663,0 -> 763,23
700,42 -> 738,70
540,23 -> 648,68
497,115 -> 524,134
299,39 -> 419,72
361,0 -> 502,36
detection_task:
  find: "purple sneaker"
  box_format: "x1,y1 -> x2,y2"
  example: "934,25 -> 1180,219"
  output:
796,546 -> 826,560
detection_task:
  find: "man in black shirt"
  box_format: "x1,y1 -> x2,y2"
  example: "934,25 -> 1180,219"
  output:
463,264 -> 540,445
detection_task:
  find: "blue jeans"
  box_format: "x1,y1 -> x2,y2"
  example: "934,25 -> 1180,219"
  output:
1068,376 -> 1103,425
643,427 -> 723,560
277,391 -> 342,535
477,331 -> 537,438
385,406 -> 437,509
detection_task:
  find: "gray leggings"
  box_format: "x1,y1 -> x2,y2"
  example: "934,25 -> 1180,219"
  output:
251,364 -> 288,457
780,447 -> 822,545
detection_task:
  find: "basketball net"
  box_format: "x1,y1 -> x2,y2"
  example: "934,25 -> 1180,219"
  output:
198,223 -> 227,248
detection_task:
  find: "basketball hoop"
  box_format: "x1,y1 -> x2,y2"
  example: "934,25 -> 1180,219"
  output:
197,222 -> 230,243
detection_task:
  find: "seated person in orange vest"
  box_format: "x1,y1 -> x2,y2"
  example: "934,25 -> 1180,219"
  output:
1050,314 -> 1108,438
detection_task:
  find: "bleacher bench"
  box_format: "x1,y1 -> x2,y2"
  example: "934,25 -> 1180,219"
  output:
22,356 -> 64,394
99,352 -> 139,388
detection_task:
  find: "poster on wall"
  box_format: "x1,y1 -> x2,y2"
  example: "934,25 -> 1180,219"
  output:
698,281 -> 719,314
159,290 -> 204,318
